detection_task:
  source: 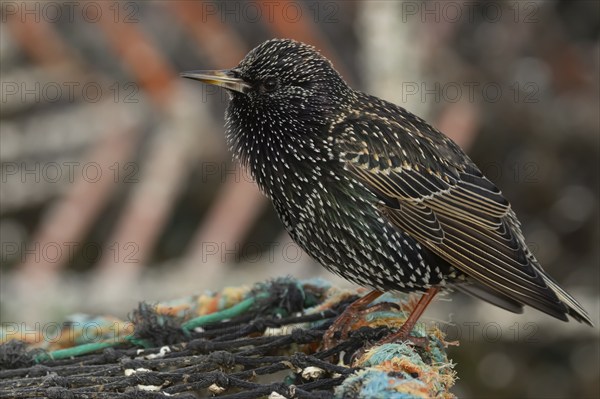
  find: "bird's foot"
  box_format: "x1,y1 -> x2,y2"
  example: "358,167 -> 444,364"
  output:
375,286 -> 440,347
322,290 -> 383,352
321,312 -> 352,352
371,287 -> 441,349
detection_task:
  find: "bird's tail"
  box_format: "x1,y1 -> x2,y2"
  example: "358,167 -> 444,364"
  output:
542,274 -> 593,326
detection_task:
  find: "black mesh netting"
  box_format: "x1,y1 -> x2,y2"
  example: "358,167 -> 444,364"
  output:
0,278 -> 455,398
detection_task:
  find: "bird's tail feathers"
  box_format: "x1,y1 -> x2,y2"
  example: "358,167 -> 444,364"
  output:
542,274 -> 593,326
454,282 -> 524,314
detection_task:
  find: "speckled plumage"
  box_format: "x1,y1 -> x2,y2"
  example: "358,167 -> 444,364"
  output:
183,39 -> 592,326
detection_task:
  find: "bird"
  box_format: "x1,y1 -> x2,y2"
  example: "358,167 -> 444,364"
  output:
181,38 -> 593,344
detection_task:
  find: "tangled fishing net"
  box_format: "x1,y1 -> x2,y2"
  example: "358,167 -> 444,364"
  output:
0,277 -> 456,398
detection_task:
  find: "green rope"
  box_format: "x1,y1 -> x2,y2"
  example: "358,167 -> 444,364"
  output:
34,341 -> 121,363
33,292 -> 270,362
181,292 -> 269,332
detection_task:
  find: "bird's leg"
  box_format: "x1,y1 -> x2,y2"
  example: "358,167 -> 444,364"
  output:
323,290 -> 383,351
378,286 -> 440,345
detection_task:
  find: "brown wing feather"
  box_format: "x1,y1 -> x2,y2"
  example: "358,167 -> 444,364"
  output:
334,110 -> 573,320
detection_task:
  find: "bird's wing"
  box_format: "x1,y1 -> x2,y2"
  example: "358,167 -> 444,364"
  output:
332,109 -> 571,320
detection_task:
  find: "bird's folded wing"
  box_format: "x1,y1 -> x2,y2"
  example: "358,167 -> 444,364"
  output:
333,114 -> 569,319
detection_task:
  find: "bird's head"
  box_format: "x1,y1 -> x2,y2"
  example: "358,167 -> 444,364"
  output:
182,39 -> 355,184
181,39 -> 353,130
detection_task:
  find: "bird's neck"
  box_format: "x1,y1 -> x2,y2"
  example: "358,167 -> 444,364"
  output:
234,127 -> 331,197
224,88 -> 359,201
224,112 -> 346,202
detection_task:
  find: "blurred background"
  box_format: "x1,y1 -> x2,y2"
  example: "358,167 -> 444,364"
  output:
1,0 -> 598,397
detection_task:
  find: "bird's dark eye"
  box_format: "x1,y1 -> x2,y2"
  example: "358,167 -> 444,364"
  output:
262,78 -> 278,92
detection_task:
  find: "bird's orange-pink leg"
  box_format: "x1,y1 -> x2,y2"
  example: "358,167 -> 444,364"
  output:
379,286 -> 440,344
323,287 -> 440,350
323,290 -> 383,350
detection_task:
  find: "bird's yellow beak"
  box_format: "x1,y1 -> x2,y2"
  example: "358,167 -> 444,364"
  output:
180,69 -> 250,94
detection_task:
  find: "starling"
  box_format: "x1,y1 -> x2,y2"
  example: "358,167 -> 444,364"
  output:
182,39 -> 593,340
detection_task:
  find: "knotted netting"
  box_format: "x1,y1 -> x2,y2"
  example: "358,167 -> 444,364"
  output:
0,277 -> 456,398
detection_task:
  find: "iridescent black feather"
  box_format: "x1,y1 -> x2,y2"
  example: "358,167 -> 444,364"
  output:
197,39 -> 592,326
